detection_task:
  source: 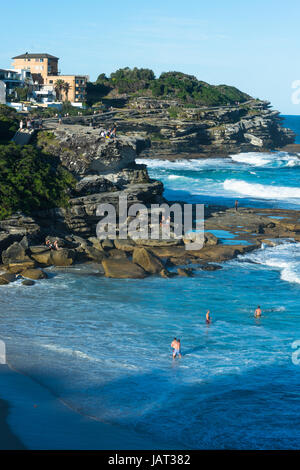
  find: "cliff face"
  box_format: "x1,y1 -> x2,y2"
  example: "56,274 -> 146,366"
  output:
35,126 -> 164,237
59,98 -> 295,159
115,98 -> 295,158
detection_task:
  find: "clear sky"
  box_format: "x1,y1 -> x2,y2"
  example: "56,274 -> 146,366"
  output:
1,0 -> 300,114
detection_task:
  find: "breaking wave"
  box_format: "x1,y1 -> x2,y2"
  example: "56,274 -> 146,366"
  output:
223,179 -> 300,202
230,152 -> 300,168
238,241 -> 300,285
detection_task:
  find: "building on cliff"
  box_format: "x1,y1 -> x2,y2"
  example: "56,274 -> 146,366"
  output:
11,52 -> 87,105
0,67 -> 34,103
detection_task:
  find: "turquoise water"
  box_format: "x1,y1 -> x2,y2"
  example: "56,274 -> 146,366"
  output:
0,116 -> 300,449
137,116 -> 300,209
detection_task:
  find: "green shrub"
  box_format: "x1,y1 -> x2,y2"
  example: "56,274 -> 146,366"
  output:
167,106 -> 181,119
149,72 -> 250,105
0,143 -> 76,219
0,105 -> 19,143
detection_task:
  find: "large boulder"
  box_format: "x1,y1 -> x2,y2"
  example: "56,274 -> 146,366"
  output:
101,239 -> 114,250
30,248 -> 76,266
50,249 -> 76,266
84,245 -> 107,262
21,268 -> 48,280
88,237 -> 105,252
108,249 -> 128,259
0,272 -> 17,283
132,247 -> 164,274
204,232 -> 219,246
8,260 -> 36,273
191,244 -> 256,262
2,242 -> 27,265
30,250 -> 52,266
29,245 -> 51,254
149,246 -> 187,259
114,238 -> 136,252
0,233 -> 16,253
102,258 -> 147,279
22,279 -> 35,286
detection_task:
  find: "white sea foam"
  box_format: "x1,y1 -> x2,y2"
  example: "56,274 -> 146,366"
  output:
223,179 -> 300,201
40,343 -> 139,370
238,241 -> 300,285
136,157 -> 231,171
167,174 -> 184,180
230,151 -> 300,168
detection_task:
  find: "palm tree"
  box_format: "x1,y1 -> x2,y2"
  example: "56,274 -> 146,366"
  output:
63,82 -> 70,102
54,79 -> 65,101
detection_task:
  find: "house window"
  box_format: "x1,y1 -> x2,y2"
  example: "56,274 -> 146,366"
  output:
49,80 -> 53,84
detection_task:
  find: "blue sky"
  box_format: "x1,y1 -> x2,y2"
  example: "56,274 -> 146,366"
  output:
1,0 -> 300,113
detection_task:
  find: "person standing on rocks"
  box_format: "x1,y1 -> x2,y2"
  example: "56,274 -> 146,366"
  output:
235,200 -> 239,212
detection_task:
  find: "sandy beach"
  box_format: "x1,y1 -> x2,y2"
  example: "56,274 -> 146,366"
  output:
0,364 -> 160,450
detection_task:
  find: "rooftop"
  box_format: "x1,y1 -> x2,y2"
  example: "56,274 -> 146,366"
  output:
12,53 -> 59,60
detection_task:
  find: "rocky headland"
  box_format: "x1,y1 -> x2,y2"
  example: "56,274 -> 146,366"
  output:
0,119 -> 299,285
50,98 -> 296,159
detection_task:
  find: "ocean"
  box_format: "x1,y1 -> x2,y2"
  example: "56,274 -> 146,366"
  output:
0,115 -> 299,449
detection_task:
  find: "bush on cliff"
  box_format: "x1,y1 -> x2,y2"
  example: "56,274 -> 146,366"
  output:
0,105 -> 20,144
150,72 -> 250,105
110,67 -> 155,94
90,68 -> 251,106
0,143 -> 76,220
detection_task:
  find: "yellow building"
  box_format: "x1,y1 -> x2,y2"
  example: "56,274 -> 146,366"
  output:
11,52 -> 87,102
45,75 -> 87,102
12,53 -> 58,82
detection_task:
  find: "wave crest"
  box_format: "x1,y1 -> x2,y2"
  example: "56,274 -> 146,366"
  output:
223,179 -> 300,201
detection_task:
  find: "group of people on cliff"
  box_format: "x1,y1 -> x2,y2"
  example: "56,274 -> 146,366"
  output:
100,123 -> 117,139
19,117 -> 43,132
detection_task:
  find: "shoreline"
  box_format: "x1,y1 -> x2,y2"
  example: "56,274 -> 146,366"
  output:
0,363 -> 165,450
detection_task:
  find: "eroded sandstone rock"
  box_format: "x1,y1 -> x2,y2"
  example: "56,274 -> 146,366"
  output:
102,258 -> 147,279
132,247 -> 164,274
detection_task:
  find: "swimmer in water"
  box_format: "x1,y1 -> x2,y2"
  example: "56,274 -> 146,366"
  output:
206,310 -> 211,324
171,337 -> 182,359
254,305 -> 262,318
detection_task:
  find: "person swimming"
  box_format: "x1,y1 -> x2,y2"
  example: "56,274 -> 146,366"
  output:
254,305 -> 262,318
171,338 -> 182,359
206,310 -> 211,324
